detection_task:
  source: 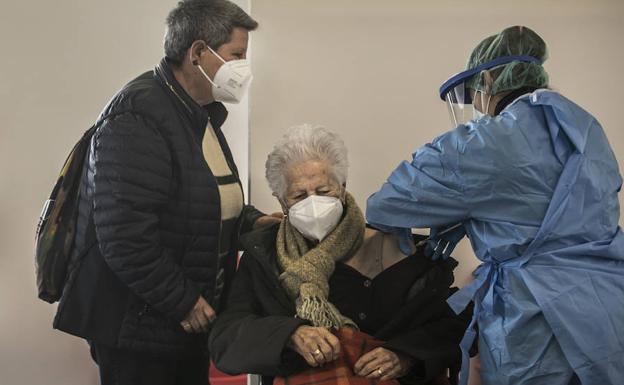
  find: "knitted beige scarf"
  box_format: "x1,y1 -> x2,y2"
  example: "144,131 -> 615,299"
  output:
276,192 -> 365,329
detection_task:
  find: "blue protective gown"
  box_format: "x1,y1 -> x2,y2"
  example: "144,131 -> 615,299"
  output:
366,90 -> 624,385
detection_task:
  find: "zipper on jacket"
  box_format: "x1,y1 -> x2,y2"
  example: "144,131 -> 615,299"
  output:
157,66 -> 239,309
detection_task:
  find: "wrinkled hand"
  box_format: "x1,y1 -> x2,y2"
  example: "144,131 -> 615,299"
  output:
354,347 -> 413,380
424,224 -> 466,261
253,212 -> 283,229
180,296 -> 216,333
288,326 -> 341,367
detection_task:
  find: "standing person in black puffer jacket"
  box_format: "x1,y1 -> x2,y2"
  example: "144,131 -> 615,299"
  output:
53,1 -> 280,384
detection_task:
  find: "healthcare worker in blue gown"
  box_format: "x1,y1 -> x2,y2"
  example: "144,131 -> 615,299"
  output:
366,26 -> 624,385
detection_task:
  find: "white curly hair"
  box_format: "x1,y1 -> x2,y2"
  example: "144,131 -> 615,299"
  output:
265,124 -> 349,199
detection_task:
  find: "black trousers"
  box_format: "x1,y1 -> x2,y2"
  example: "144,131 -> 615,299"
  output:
90,341 -> 209,385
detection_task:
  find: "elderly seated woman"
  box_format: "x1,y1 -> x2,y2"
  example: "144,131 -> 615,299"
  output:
209,125 -> 471,385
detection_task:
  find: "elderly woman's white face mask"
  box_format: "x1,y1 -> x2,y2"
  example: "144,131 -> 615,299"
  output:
280,160 -> 345,241
288,195 -> 343,241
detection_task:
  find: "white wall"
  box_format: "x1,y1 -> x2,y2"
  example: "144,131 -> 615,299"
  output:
0,1 -> 250,384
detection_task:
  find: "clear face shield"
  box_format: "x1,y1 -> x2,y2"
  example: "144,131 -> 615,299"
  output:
443,82 -> 475,128
439,55 -> 542,128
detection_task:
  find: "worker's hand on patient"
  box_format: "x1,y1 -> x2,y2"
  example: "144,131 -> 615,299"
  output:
288,325 -> 341,367
254,212 -> 284,229
354,347 -> 413,380
180,296 -> 216,333
425,225 -> 466,261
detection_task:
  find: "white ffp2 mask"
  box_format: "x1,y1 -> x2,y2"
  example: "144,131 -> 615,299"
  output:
288,195 -> 344,242
195,47 -> 253,104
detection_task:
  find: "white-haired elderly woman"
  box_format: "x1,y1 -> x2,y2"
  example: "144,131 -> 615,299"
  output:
209,125 -> 471,385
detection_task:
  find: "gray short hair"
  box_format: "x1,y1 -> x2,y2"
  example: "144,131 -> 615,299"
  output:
164,0 -> 258,65
266,124 -> 349,198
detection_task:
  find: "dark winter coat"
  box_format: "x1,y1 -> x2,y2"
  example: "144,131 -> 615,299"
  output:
209,224 -> 472,385
53,58 -> 263,356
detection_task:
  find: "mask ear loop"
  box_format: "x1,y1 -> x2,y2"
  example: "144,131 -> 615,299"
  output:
480,71 -> 493,115
484,93 -> 492,115
207,43 -> 247,78
480,89 -> 486,114
191,49 -> 222,89
475,72 -> 493,116
481,84 -> 492,116
472,72 -> 482,114
205,45 -> 227,64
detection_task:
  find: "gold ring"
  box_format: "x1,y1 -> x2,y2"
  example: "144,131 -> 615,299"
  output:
313,349 -> 322,355
377,368 -> 383,376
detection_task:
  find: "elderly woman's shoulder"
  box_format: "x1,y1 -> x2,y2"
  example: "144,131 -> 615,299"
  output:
239,222 -> 281,258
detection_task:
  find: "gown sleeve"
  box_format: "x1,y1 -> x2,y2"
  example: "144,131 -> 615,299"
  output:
366,123 -> 499,232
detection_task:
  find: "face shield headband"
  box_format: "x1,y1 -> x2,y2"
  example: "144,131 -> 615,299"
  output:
438,55 -> 542,103
438,55 -> 541,127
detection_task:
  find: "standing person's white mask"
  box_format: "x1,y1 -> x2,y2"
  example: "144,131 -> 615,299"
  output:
194,46 -> 253,104
288,195 -> 344,242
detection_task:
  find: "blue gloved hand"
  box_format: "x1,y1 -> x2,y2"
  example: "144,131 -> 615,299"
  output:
424,224 -> 466,261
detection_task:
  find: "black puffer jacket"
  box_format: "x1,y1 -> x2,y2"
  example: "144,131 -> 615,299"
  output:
53,58 -> 263,356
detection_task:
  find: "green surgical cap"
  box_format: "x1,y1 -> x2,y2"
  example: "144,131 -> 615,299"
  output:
466,26 -> 549,95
